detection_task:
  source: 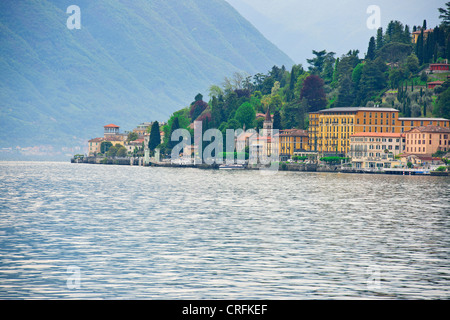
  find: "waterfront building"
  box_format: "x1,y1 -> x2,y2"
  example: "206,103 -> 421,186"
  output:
309,107 -> 450,156
88,137 -> 104,156
404,125 -> 450,155
88,136 -> 127,156
279,129 -> 308,161
87,124 -> 128,156
308,107 -> 399,155
349,132 -> 404,169
125,138 -> 145,154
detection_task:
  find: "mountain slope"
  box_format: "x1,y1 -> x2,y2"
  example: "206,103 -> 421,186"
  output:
0,0 -> 293,155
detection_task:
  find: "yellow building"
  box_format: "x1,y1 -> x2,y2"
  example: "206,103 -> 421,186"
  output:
411,28 -> 433,44
308,107 -> 399,155
309,107 -> 449,155
279,129 -> 308,161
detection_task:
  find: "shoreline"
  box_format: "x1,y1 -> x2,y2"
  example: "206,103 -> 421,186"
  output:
70,157 -> 449,176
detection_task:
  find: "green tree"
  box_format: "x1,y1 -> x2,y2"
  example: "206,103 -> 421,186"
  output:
168,117 -> 180,149
389,68 -> 405,89
439,2 -> 450,27
376,27 -> 384,51
358,58 -> 388,103
149,121 -> 161,151
234,102 -> 256,129
100,141 -> 112,154
406,53 -> 420,75
107,145 -> 118,158
437,87 -> 450,119
307,49 -> 327,74
272,110 -> 282,130
366,37 -> 376,60
127,131 -> 138,142
335,74 -> 356,107
282,100 -> 306,129
116,145 -> 127,157
420,70 -> 428,83
300,75 -> 327,112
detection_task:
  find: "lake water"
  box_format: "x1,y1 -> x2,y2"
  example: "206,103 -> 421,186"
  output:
0,161 -> 449,299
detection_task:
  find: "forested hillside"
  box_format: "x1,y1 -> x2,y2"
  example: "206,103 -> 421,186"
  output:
158,3 -> 450,154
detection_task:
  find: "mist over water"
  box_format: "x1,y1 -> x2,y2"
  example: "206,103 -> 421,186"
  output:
0,162 -> 449,299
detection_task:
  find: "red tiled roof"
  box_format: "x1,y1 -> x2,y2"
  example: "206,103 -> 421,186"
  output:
412,29 -> 433,34
104,124 -> 120,128
88,137 -> 104,142
427,81 -> 444,85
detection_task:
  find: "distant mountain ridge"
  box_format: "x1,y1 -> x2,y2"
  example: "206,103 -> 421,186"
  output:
0,0 -> 293,155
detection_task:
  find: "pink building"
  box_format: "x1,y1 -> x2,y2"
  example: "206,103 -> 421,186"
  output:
405,125 -> 450,155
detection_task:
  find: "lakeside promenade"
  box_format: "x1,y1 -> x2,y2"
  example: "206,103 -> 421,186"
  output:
71,156 -> 449,176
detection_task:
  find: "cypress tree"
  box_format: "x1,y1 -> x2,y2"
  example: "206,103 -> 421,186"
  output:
149,121 -> 161,151
366,37 -> 376,60
447,35 -> 450,60
417,30 -> 424,64
376,27 -> 384,51
272,110 -> 282,130
168,117 -> 180,149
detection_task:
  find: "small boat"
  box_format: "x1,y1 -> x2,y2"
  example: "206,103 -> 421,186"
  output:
219,164 -> 245,170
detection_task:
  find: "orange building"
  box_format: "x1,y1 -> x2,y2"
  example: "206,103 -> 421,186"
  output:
279,129 -> 308,160
309,107 -> 449,155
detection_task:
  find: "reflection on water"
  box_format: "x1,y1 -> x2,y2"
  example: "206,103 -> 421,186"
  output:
0,162 -> 449,299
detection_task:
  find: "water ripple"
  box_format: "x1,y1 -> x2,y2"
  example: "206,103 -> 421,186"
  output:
0,161 -> 449,299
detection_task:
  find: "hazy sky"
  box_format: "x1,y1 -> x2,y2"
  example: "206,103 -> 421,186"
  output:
225,0 -> 444,67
